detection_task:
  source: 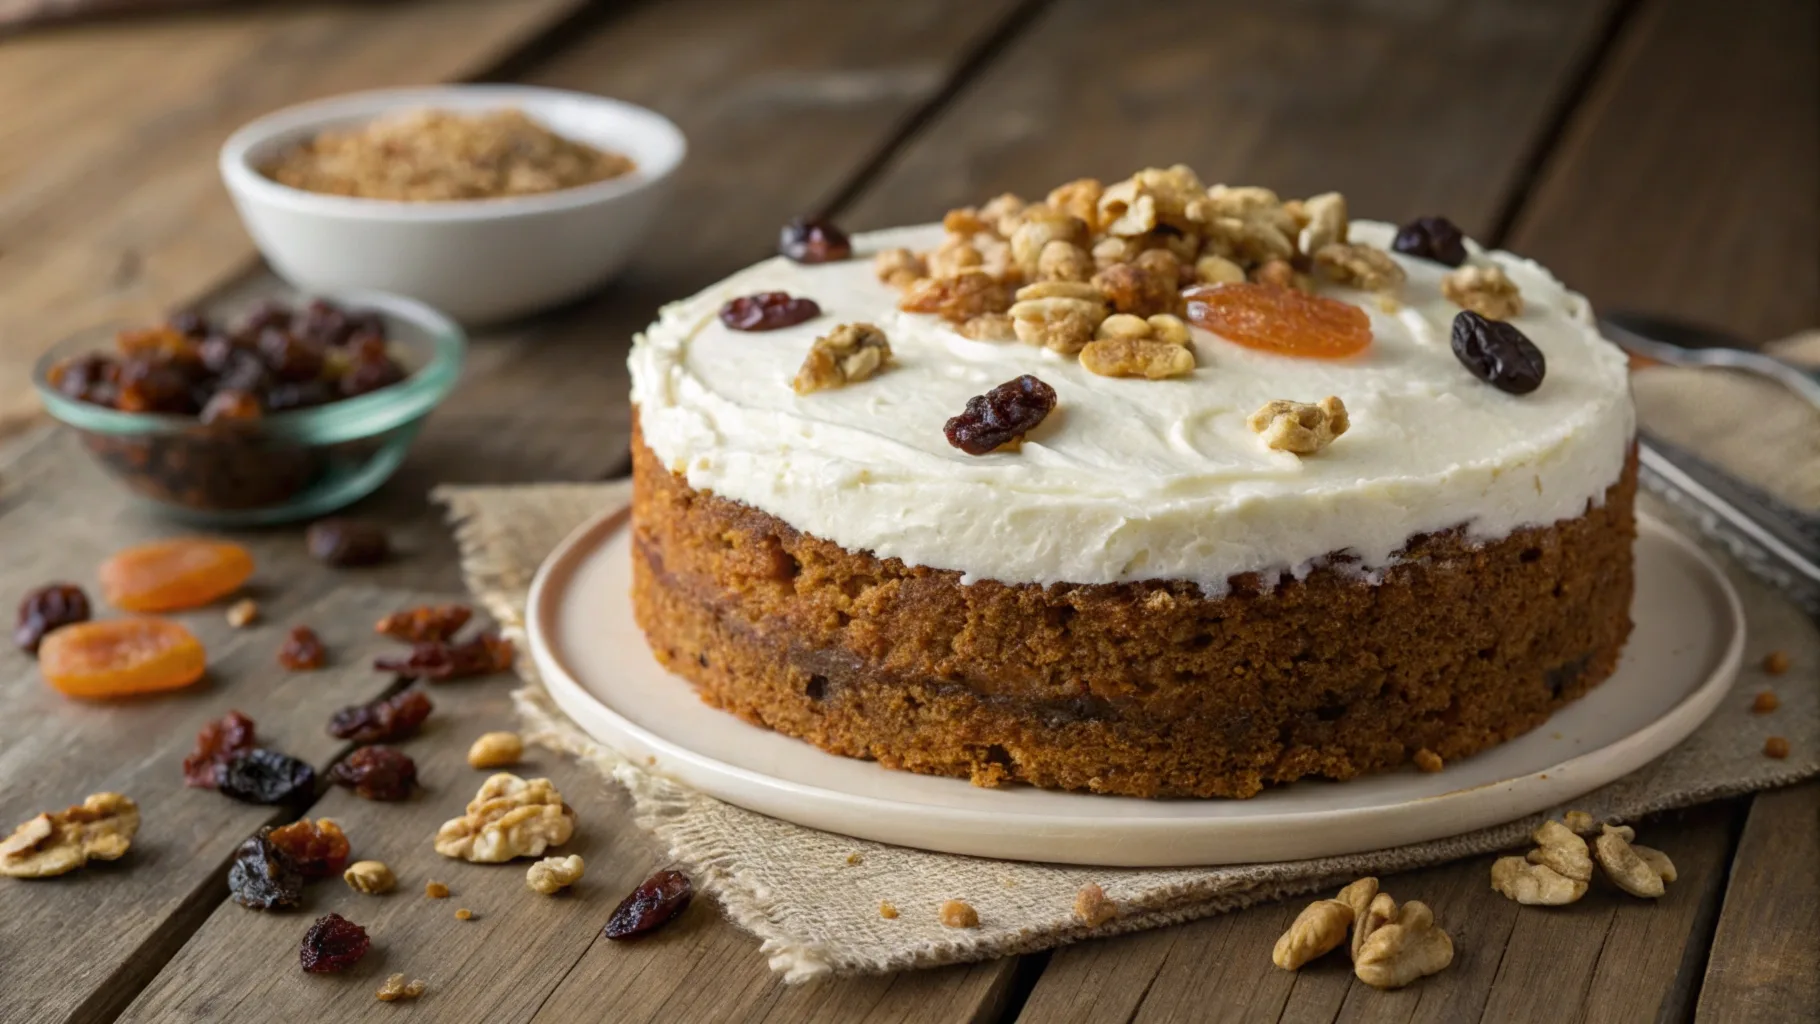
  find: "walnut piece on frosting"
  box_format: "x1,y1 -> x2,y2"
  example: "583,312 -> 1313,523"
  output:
1249,397 -> 1350,455
1443,264 -> 1523,320
794,323 -> 892,395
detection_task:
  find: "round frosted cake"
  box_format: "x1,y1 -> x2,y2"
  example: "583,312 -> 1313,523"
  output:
627,168 -> 1637,798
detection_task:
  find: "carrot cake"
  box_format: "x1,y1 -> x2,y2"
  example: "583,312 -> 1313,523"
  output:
627,167 -> 1636,799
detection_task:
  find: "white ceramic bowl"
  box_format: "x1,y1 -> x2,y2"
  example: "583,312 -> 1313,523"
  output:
220,85 -> 686,324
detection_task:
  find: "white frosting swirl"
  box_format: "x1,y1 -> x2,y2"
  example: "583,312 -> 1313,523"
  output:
629,221 -> 1635,591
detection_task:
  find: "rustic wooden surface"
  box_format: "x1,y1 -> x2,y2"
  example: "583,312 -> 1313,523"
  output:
0,0 -> 1814,1021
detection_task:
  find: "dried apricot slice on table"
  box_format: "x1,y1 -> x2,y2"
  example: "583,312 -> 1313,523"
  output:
1183,282 -> 1372,359
100,538 -> 254,612
39,618 -> 206,698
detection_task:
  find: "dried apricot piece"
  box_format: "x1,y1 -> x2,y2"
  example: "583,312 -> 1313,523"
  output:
39,618 -> 206,699
100,538 -> 254,612
1183,282 -> 1371,359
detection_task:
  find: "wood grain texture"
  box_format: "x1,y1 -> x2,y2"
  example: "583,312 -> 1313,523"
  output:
1696,782 -> 1820,1023
0,0 -> 589,433
845,0 -> 1621,237
1504,0 -> 1820,340
0,441 -> 438,1024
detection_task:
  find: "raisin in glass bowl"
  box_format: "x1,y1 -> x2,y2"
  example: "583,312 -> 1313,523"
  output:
31,291 -> 464,526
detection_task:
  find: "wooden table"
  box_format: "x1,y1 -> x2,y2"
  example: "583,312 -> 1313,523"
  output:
1,1 -> 1815,1020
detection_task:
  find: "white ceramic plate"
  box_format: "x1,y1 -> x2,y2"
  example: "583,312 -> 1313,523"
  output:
527,511 -> 1744,866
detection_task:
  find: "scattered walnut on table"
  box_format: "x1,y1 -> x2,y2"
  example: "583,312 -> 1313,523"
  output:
793,323 -> 893,395
1593,823 -> 1666,898
343,859 -> 396,894
1271,897 -> 1354,969
434,773 -> 576,863
1353,900 -> 1454,989
1248,397 -> 1350,455
454,908 -> 474,921
1492,856 -> 1588,906
1443,264 -> 1523,320
1314,243 -> 1407,292
1527,819 -> 1594,882
1336,878 -> 1380,961
467,731 -> 524,769
0,792 -> 138,878
526,854 -> 585,895
225,598 -> 259,629
939,899 -> 980,929
376,974 -> 427,1002
1073,883 -> 1119,927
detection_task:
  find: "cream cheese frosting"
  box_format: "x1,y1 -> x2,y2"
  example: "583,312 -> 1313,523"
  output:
628,220 -> 1635,591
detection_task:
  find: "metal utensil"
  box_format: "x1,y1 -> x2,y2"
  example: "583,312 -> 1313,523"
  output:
1601,310 -> 1820,410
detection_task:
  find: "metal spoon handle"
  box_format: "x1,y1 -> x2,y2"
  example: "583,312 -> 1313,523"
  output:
1604,321 -> 1820,410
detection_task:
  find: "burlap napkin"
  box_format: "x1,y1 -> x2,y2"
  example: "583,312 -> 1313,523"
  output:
433,349 -> 1820,981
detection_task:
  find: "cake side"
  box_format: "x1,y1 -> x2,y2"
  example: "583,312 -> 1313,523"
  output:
631,427 -> 1637,798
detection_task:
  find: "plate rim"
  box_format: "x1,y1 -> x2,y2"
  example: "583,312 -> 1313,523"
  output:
526,506 -> 1745,864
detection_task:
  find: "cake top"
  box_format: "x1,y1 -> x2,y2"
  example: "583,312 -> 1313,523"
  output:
630,168 -> 1634,591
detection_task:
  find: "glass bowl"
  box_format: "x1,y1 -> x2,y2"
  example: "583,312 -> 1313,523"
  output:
31,291 -> 465,526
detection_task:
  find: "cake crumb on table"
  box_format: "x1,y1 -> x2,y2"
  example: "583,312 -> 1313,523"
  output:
939,899 -> 980,929
845,851 -> 864,866
455,908 -> 473,921
1764,736 -> 1790,759
376,974 -> 426,1002
225,599 -> 258,628
879,901 -> 899,920
1762,650 -> 1791,675
424,880 -> 449,899
1752,690 -> 1780,714
1413,748 -> 1444,773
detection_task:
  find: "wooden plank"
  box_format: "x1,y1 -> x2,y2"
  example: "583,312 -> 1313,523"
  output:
0,0 -> 591,434
0,446 -> 441,1024
845,0 -> 1621,238
1696,782 -> 1820,1023
115,598 -> 637,1024
1504,0 -> 1820,340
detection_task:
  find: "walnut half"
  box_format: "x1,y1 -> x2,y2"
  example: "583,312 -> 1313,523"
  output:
434,773 -> 575,863
0,792 -> 138,878
1353,900 -> 1454,990
1272,898 -> 1354,969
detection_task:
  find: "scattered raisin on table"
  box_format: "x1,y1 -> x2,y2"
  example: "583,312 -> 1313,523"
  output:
269,818 -> 351,878
1451,311 -> 1546,394
228,829 -> 304,910
1391,215 -> 1468,267
14,583 -> 91,655
778,216 -> 853,264
182,709 -> 258,788
305,519 -> 390,567
374,632 -> 514,681
328,689 -> 433,743
217,748 -> 317,805
299,913 -> 371,973
604,869 -> 694,940
327,745 -> 418,801
278,626 -> 328,671
374,604 -> 472,644
943,375 -> 1058,456
718,292 -> 822,332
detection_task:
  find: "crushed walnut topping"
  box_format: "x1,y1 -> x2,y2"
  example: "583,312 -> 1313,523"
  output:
1249,397 -> 1350,455
377,974 -> 427,1002
884,168 -> 1401,373
1315,243 -> 1407,292
1443,264 -> 1523,320
1080,314 -> 1196,379
794,323 -> 892,395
